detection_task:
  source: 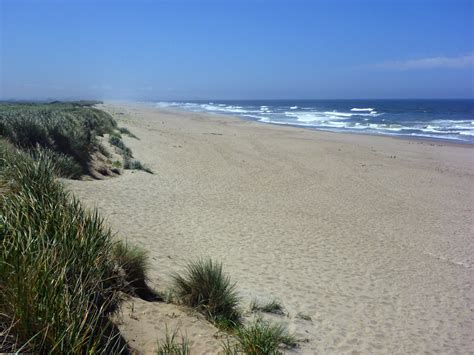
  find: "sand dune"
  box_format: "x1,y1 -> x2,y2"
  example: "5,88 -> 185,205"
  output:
67,102 -> 473,354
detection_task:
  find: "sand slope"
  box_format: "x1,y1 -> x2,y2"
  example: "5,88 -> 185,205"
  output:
67,103 -> 473,354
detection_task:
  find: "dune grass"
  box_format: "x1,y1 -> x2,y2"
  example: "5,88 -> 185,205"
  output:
172,259 -> 241,329
118,127 -> 139,139
0,102 -> 117,177
0,140 -> 152,352
296,312 -> 312,321
112,241 -> 160,301
156,326 -> 190,355
222,317 -> 297,355
109,134 -> 133,158
250,299 -> 285,315
108,132 -> 153,174
123,157 -> 153,174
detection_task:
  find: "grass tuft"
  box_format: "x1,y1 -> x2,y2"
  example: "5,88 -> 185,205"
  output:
222,317 -> 297,355
172,259 -> 241,328
123,158 -> 153,174
156,326 -> 190,355
296,312 -> 312,321
118,127 -> 139,139
109,135 -> 133,157
112,241 -> 160,301
250,299 -> 285,315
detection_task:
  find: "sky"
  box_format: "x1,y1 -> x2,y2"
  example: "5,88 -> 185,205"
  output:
1,0 -> 473,100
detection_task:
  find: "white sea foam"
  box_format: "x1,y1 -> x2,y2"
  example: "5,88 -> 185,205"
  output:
351,108 -> 375,112
324,111 -> 353,117
200,104 -> 249,114
153,101 -> 473,142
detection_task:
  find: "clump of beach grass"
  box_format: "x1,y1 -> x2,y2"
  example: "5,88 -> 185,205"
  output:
119,127 -> 139,139
296,312 -> 312,321
222,317 -> 297,355
108,133 -> 153,174
172,259 -> 241,329
123,157 -> 153,174
156,326 -> 190,355
108,134 -> 133,157
113,241 -> 160,301
250,299 -> 285,315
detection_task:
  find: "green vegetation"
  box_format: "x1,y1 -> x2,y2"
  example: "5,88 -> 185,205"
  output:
0,101 -> 152,177
119,127 -> 139,139
296,312 -> 312,321
156,326 -> 190,355
222,317 -> 297,355
0,140 -> 152,352
0,102 -> 117,177
108,131 -> 153,174
172,259 -> 241,329
113,241 -> 160,301
31,146 -> 83,179
250,299 -> 285,315
109,134 -> 133,158
124,157 -> 153,174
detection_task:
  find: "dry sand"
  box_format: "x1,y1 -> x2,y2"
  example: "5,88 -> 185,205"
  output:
67,102 -> 473,354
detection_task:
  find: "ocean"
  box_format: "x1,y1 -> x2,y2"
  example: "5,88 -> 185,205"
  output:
154,99 -> 474,143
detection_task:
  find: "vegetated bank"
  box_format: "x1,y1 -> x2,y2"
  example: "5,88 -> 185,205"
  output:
0,101 -> 153,352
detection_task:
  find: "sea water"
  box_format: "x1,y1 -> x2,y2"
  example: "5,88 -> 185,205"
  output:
154,99 -> 474,143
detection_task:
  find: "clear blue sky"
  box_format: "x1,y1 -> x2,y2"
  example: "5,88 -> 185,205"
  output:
1,0 -> 473,100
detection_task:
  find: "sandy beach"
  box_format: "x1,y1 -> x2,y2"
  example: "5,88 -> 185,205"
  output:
67,102 -> 473,354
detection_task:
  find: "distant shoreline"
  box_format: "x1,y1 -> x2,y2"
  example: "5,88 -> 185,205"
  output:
143,99 -> 474,145
129,102 -> 474,148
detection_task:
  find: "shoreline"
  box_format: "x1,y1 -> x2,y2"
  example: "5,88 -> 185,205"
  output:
130,101 -> 474,147
68,102 -> 474,353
